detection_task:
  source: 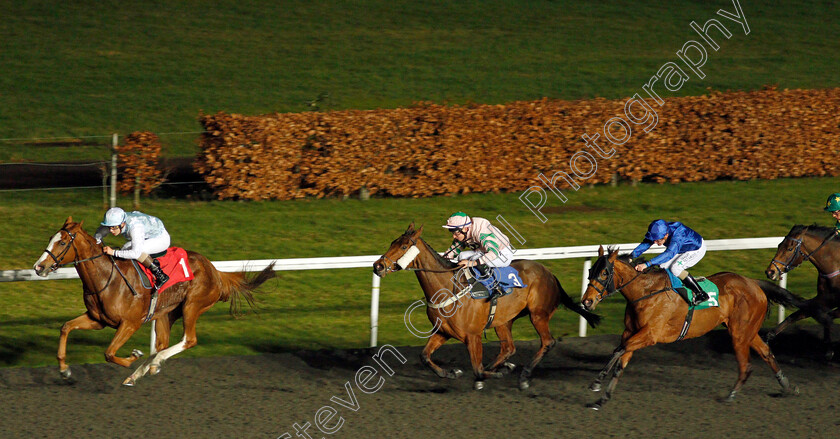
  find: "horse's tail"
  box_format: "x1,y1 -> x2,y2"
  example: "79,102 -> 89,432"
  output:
218,263 -> 277,317
755,279 -> 807,309
553,275 -> 601,328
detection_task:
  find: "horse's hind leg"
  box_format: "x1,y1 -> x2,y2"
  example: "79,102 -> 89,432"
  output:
126,301 -> 210,385
518,311 -> 556,390
57,314 -> 104,379
420,332 -> 462,379
486,321 -> 516,374
750,335 -> 798,396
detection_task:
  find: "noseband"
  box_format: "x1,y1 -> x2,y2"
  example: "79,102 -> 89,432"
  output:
379,236 -> 420,274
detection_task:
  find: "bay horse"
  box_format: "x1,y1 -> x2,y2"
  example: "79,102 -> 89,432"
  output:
372,223 -> 601,390
580,247 -> 801,410
32,217 -> 276,386
765,224 -> 840,360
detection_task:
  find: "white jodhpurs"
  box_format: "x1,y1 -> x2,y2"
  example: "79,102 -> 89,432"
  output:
659,240 -> 707,276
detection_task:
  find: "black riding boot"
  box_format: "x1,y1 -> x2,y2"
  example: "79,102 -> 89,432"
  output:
475,264 -> 503,301
148,259 -> 170,290
683,274 -> 709,306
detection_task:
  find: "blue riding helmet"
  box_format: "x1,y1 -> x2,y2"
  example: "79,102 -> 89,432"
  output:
644,219 -> 669,241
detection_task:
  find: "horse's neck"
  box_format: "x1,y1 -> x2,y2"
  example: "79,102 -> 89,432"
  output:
413,239 -> 457,299
615,262 -> 668,302
805,231 -> 840,273
72,233 -> 114,291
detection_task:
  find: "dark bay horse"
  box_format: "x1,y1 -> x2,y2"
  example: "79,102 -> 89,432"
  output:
765,224 -> 840,359
580,247 -> 801,410
32,217 -> 276,385
373,223 -> 601,390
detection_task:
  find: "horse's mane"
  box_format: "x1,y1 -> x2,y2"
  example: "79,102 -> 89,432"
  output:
791,224 -> 836,240
412,232 -> 457,269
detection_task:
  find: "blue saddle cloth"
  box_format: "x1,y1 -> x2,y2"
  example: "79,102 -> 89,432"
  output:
469,266 -> 527,299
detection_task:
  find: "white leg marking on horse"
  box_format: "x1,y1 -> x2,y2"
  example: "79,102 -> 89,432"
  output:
151,336 -> 187,369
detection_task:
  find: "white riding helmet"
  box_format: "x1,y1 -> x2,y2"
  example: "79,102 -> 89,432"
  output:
101,207 -> 127,227
443,212 -> 472,230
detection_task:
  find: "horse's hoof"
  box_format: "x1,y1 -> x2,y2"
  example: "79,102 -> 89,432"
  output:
824,350 -> 835,362
447,368 -> 463,379
784,386 -> 800,397
519,380 -> 530,391
587,401 -> 602,411
59,368 -> 72,380
764,332 -> 776,343
503,362 -> 516,373
149,365 -> 160,376
589,382 -> 602,392
721,392 -> 737,403
122,377 -> 136,387
131,349 -> 144,359
474,381 -> 485,390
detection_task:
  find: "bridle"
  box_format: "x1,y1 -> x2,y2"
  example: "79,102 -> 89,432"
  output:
770,231 -> 836,276
44,229 -> 104,272
43,228 -> 114,294
587,256 -> 642,304
378,235 -> 459,274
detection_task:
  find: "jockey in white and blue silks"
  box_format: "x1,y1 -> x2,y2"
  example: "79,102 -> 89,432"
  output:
94,207 -> 171,290
631,219 -> 709,306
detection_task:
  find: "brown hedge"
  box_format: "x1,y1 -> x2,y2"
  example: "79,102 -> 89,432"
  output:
195,88 -> 840,200
116,131 -> 165,195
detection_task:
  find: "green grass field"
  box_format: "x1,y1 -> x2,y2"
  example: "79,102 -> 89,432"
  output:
1,0 -> 838,370
2,176 -> 838,368
0,0 -> 838,158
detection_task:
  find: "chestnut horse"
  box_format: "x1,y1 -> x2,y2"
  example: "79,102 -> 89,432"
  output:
373,223 -> 601,390
765,224 -> 840,360
32,217 -> 276,385
580,247 -> 801,410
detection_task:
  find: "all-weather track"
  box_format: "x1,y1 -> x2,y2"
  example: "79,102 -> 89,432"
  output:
1,327 -> 838,438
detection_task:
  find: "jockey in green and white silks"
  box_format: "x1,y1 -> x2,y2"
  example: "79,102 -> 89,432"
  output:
441,212 -> 514,268
825,193 -> 840,235
94,207 -> 171,289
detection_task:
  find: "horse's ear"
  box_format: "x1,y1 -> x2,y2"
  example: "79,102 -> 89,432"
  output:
598,245 -> 604,257
406,222 -> 415,232
415,224 -> 424,236
64,216 -> 73,226
608,250 -> 619,262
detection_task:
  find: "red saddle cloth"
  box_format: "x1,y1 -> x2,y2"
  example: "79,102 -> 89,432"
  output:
139,248 -> 194,294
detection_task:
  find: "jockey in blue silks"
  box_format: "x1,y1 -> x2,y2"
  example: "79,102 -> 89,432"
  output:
631,219 -> 709,306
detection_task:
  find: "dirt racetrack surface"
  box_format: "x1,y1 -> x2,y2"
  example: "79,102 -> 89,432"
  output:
2,327 -> 839,439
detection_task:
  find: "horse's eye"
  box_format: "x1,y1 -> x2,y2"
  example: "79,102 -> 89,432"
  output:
599,271 -> 606,279
59,242 -> 66,246
401,246 -> 407,250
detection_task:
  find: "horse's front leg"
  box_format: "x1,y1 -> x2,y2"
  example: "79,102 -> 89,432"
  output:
590,346 -> 625,392
58,313 -> 104,379
103,321 -> 144,368
466,334 -> 497,390
420,332 -> 462,379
